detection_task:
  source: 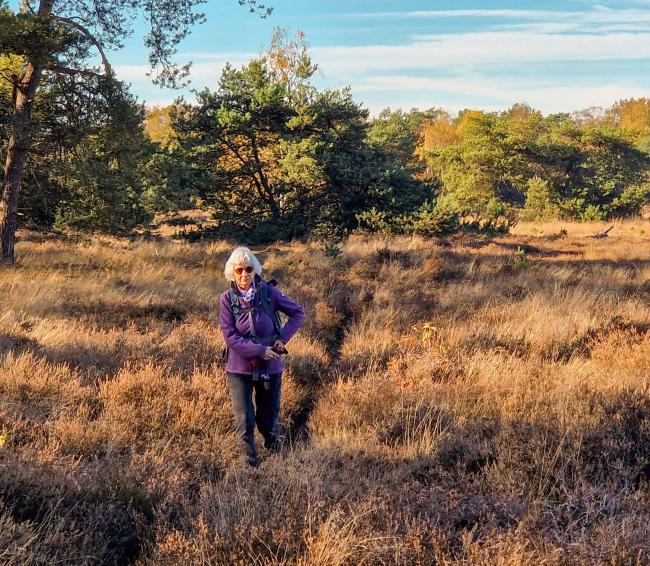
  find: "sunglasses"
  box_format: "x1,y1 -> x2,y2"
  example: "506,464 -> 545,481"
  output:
234,266 -> 254,275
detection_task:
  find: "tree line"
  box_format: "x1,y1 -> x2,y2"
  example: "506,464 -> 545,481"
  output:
2,5 -> 649,261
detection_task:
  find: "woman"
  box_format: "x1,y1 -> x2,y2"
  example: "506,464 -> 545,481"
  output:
219,246 -> 305,467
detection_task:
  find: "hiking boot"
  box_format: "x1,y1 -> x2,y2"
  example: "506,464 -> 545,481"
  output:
264,435 -> 283,453
246,454 -> 261,468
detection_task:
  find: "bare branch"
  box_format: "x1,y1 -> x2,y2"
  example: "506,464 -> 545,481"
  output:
0,70 -> 18,86
52,15 -> 113,77
237,0 -> 273,17
49,65 -> 104,79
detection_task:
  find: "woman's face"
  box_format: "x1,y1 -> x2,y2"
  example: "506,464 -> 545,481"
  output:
234,261 -> 254,290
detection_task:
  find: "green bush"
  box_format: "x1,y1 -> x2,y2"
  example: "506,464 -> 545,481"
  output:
408,199 -> 460,236
521,177 -> 560,221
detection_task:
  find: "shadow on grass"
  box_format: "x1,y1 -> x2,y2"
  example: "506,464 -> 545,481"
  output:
0,458 -> 143,565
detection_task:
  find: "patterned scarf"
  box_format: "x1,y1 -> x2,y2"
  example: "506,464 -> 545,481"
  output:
237,281 -> 256,302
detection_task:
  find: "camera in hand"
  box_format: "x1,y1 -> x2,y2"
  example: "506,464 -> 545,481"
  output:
272,345 -> 288,355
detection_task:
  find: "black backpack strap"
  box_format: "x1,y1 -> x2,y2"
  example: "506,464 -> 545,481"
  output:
228,288 -> 241,317
223,289 -> 239,366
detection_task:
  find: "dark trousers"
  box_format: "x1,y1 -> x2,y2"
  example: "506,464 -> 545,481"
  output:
227,372 -> 282,466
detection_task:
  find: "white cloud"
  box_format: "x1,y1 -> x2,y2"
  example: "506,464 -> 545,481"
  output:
349,9 -> 583,19
310,31 -> 650,76
350,7 -> 650,24
338,2 -> 650,62
348,6 -> 650,36
181,51 -> 256,61
111,7 -> 650,113
493,23 -> 581,33
141,97 -> 176,108
113,53 -> 257,103
112,64 -> 151,81
355,74 -> 648,114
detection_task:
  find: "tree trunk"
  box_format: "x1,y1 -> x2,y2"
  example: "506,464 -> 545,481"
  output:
0,0 -> 53,265
248,134 -> 280,219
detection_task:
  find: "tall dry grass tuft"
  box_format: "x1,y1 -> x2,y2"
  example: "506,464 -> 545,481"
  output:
1,223 -> 650,563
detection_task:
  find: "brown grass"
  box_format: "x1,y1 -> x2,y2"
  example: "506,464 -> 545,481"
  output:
1,221 -> 650,564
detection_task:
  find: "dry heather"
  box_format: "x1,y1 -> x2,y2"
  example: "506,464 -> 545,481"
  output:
1,223 -> 650,565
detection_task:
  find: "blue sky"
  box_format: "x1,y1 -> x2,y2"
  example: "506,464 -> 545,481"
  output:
37,1 -> 650,114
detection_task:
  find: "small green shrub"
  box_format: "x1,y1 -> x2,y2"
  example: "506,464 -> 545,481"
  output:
514,246 -> 530,271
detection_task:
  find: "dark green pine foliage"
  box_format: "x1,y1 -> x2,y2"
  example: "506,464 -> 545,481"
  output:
0,62 -> 154,233
171,51 -> 429,243
52,84 -> 154,233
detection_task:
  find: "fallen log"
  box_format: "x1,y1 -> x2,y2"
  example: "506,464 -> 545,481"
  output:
587,225 -> 614,238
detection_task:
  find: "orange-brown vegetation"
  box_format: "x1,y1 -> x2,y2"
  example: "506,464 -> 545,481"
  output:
143,106 -> 175,146
1,222 -> 650,564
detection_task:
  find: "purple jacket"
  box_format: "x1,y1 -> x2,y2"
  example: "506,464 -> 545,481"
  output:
219,279 -> 305,375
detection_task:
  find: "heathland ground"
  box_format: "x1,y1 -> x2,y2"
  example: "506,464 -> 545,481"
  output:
1,220 -> 650,564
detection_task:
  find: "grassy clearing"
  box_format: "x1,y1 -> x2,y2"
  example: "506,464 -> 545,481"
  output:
1,222 -> 650,564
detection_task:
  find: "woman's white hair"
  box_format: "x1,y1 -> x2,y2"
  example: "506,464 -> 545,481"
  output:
224,247 -> 262,281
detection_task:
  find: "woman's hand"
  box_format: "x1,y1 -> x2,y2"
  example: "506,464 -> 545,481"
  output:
262,347 -> 281,361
